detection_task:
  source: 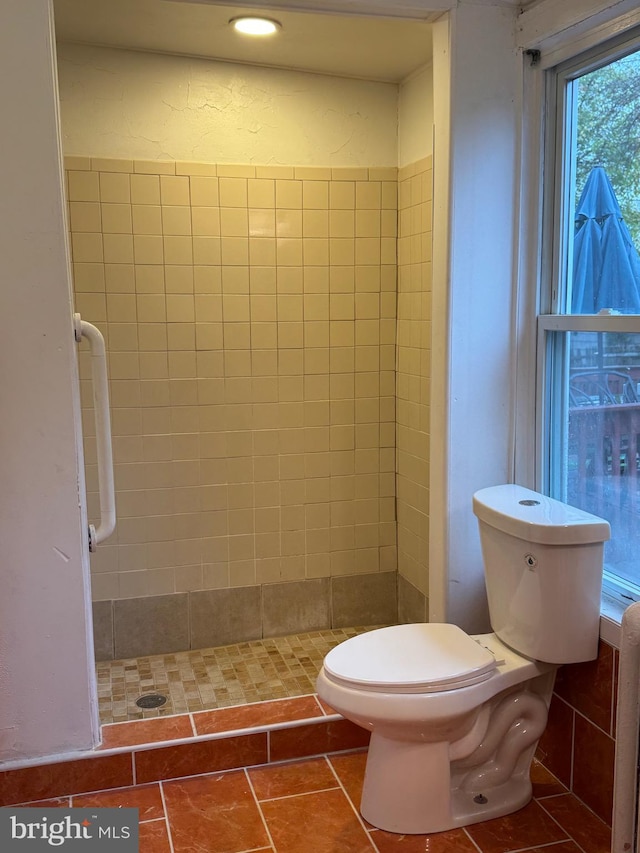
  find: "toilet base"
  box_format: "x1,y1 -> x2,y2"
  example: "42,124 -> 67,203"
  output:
361,733 -> 454,834
360,731 -> 535,834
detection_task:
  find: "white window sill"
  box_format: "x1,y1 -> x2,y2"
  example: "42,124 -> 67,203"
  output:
600,592 -> 625,649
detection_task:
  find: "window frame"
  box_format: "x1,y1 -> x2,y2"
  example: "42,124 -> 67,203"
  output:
537,28 -> 640,612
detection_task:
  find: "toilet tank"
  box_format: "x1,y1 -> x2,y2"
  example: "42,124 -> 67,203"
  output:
473,484 -> 610,664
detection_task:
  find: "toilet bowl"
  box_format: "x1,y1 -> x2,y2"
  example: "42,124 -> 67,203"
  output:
316,484 -> 611,835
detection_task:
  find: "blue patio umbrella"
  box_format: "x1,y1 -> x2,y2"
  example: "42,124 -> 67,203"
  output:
571,166 -> 640,314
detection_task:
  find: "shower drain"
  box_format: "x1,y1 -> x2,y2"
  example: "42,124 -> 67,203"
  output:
135,693 -> 167,709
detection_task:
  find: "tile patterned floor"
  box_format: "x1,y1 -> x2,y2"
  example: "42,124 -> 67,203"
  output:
97,627 -> 377,724
19,755 -> 611,853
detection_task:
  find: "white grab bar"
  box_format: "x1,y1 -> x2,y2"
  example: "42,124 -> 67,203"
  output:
73,313 -> 116,552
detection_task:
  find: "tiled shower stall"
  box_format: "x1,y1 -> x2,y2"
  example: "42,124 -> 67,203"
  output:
65,150 -> 618,828
68,154 -> 433,660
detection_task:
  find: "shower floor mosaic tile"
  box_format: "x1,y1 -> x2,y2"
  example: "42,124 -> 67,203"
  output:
97,627 -> 377,724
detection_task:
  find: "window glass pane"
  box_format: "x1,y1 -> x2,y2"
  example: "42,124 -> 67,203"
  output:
542,34 -> 640,603
568,51 -> 640,315
552,330 -> 640,589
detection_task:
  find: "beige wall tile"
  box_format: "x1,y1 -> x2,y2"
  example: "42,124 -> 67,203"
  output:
195,293 -> 222,321
329,239 -> 355,267
220,208 -> 248,237
303,267 -> 329,294
64,155 -> 91,171
162,205 -> 192,235
139,323 -> 167,351
134,235 -> 163,264
369,167 -> 398,182
303,209 -> 329,238
164,235 -> 193,264
248,208 -> 275,238
190,176 -> 219,207
135,265 -> 164,293
247,178 -> 275,209
193,236 -> 221,266
255,165 -> 294,179
275,180 -> 302,210
167,322 -> 197,352
218,177 -> 248,208
192,207 -> 220,237
303,181 -> 329,210
131,174 -> 161,205
293,166 -> 331,180
69,201 -> 102,234
160,174 -> 189,205
249,237 -> 276,266
356,181 -> 382,210
329,210 -> 355,239
99,172 -> 131,204
75,292 -> 106,321
68,170 -> 100,202
74,262 -> 105,293
176,161 -> 217,177
222,266 -> 250,293
132,205 -> 162,235
331,167 -> 369,181
134,160 -> 175,176
107,294 -> 137,323
101,203 -> 132,234
217,164 -> 256,178
165,265 -> 194,294
93,157 -> 134,173
221,237 -> 249,265
136,294 -> 166,322
72,231 -> 103,262
276,209 -> 302,238
330,182 -> 355,210
68,155 -> 416,608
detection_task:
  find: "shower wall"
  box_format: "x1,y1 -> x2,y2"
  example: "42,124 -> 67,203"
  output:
68,155 -> 399,659
58,43 -> 434,660
396,157 -> 432,621
395,66 -> 433,622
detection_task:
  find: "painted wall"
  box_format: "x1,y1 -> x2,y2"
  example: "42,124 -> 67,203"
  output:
429,3 -> 521,631
0,0 -> 99,764
398,64 -> 434,167
56,44 -> 398,167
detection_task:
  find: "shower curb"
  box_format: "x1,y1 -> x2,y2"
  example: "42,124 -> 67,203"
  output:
0,695 -> 370,806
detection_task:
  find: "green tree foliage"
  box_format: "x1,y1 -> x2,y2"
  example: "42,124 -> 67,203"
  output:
576,52 -> 640,247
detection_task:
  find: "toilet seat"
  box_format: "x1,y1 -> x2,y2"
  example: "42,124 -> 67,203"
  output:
323,623 -> 497,694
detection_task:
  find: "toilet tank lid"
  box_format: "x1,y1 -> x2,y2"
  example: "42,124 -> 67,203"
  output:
473,484 -> 611,545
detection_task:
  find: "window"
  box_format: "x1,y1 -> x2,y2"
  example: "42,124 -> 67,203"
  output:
539,33 -> 640,606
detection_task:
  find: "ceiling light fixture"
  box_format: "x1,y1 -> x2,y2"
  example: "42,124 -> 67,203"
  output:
230,16 -> 281,36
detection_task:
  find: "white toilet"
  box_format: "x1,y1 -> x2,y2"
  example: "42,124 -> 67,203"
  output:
316,484 -> 610,835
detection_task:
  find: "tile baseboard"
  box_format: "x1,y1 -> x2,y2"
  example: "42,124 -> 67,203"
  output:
1,695 -> 368,807
93,571 -> 398,661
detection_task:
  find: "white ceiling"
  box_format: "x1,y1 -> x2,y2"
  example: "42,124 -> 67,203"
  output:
52,0 -> 434,83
